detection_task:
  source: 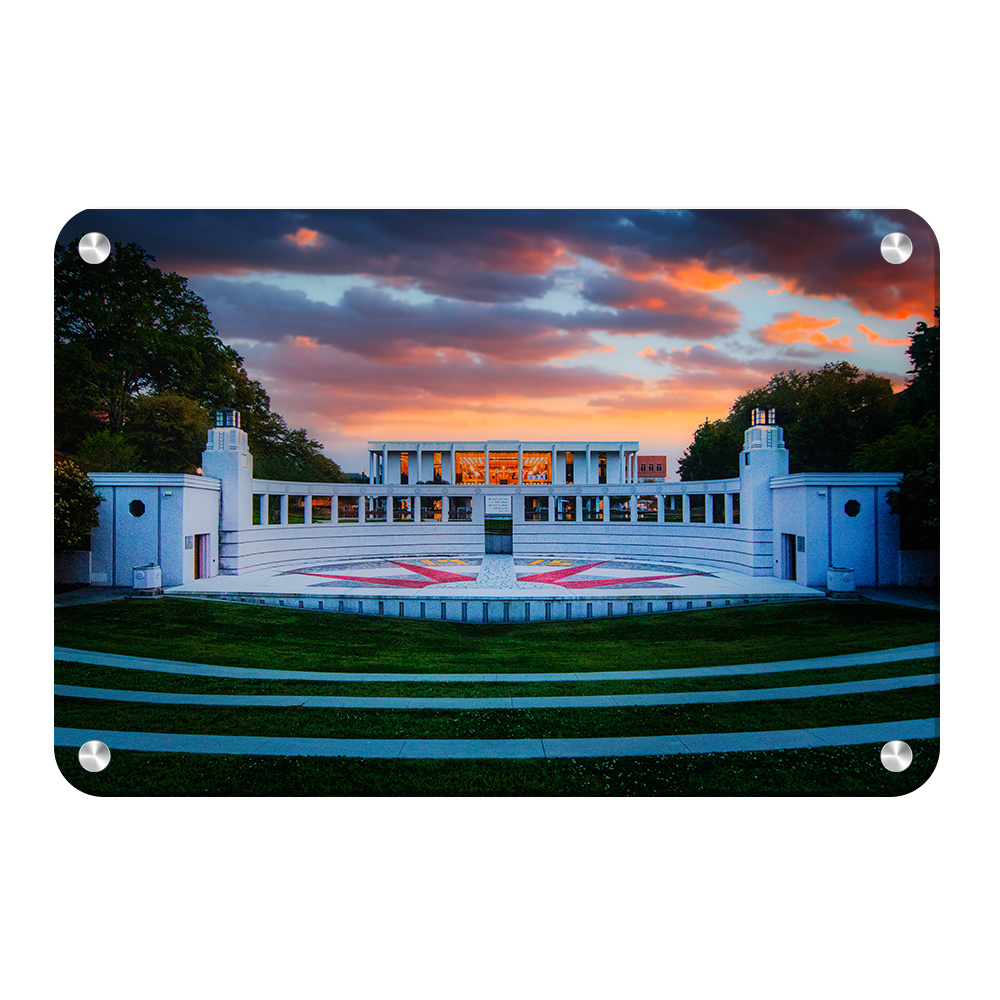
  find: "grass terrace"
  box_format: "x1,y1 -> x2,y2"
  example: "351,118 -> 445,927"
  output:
54,596 -> 940,796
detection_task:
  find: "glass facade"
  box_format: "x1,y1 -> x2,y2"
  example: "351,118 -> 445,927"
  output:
522,452 -> 551,484
455,451 -> 484,484
488,451 -> 519,485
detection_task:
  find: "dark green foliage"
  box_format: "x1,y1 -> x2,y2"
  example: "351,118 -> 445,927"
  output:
55,236 -> 348,480
74,430 -> 142,473
54,237 -> 241,440
678,362 -> 897,479
676,418 -> 742,480
888,463 -> 939,550
55,460 -> 105,552
250,422 -> 348,482
852,412 -> 938,474
123,393 -> 213,474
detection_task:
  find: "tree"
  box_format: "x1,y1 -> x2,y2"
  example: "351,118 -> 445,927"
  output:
251,422 -> 348,482
55,236 -> 352,480
896,308 -> 939,424
55,461 -> 105,552
125,393 -> 214,474
865,307 -> 940,550
55,236 -> 243,444
75,430 -> 142,473
887,463 -> 939,550
676,418 -> 743,480
677,362 -> 897,479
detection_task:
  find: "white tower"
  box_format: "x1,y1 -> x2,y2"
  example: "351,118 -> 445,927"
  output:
738,408 -> 788,531
202,409 -> 253,531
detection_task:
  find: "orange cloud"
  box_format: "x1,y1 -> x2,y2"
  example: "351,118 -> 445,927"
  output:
858,323 -> 910,347
767,280 -> 796,296
663,263 -> 741,293
753,311 -> 856,353
284,228 -> 320,246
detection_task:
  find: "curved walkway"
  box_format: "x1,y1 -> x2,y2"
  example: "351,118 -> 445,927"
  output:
54,642 -> 940,684
54,673 -> 938,709
54,718 -> 939,758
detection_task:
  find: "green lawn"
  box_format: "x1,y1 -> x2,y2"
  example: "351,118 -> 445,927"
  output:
55,686 -> 939,740
54,739 -> 940,797
54,657 -> 939,699
54,596 -> 940,796
55,596 -> 939,676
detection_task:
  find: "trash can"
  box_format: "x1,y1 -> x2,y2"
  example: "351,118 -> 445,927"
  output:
133,564 -> 162,593
827,566 -> 855,592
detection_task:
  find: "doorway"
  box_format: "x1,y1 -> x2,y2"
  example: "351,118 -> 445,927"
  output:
194,533 -> 211,579
781,533 -> 797,581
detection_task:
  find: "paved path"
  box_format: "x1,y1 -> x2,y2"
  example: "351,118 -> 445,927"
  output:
54,718 -> 940,758
54,673 -> 938,709
55,642 -> 939,684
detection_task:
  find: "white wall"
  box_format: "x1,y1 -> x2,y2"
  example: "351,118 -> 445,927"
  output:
89,475 -> 221,587
771,477 -> 901,587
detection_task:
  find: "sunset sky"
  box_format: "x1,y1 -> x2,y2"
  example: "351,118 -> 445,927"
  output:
57,209 -> 938,477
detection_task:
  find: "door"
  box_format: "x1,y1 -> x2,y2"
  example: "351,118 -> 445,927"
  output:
781,533 -> 797,581
194,533 -> 211,579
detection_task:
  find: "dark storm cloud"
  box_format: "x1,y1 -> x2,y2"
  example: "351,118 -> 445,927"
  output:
190,278 -> 737,363
57,208 -> 938,318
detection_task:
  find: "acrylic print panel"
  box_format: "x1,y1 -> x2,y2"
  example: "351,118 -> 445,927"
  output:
53,209 -> 940,797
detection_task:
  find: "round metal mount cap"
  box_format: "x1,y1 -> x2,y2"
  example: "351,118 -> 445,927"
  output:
79,740 -> 111,772
79,232 -> 111,264
880,740 -> 913,772
880,232 -> 912,264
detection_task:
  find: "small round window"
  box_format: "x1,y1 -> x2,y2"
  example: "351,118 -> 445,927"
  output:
844,500 -> 861,517
128,499 -> 146,517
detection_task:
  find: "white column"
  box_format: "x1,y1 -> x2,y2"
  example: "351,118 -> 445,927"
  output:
657,494 -> 664,523
442,492 -> 449,522
450,445 -> 456,484
382,445 -> 388,484
359,495 -> 366,523
279,494 -> 288,525
725,493 -> 734,525
585,444 -> 591,484
416,445 -> 422,484
304,495 -> 313,525
518,444 -> 523,486
262,494 -> 269,526
484,443 -> 490,485
682,493 -> 690,523
575,495 -> 582,521
619,444 -> 624,483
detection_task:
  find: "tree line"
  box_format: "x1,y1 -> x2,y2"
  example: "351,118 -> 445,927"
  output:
55,236 -> 353,483
676,310 -> 939,549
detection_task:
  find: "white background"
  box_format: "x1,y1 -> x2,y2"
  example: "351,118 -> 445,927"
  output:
4,2 -> 992,997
